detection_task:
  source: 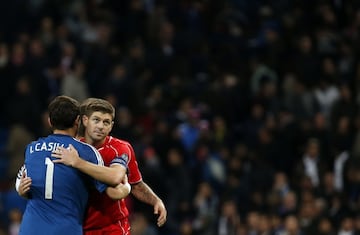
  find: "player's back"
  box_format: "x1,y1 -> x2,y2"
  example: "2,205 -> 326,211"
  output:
19,134 -> 106,235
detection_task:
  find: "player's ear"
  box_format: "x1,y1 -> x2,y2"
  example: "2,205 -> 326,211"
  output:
82,115 -> 89,126
47,117 -> 53,128
75,115 -> 80,125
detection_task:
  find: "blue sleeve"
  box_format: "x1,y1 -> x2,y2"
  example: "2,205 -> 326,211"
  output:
94,180 -> 107,193
82,144 -> 104,166
79,144 -> 108,193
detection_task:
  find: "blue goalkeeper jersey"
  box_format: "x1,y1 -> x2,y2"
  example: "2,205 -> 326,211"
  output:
19,134 -> 107,235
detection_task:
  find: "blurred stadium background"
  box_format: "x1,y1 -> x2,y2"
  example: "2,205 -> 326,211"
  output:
1,0 -> 360,234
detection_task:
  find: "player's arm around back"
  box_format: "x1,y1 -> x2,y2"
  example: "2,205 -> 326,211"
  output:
15,165 -> 31,199
52,144 -> 126,186
106,175 -> 131,200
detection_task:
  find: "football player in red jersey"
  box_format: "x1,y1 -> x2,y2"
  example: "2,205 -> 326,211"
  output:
51,98 -> 167,235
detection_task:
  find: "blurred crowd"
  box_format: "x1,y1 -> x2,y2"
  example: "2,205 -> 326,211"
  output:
1,0 -> 360,234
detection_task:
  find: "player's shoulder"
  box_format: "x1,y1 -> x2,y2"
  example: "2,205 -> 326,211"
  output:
108,136 -> 132,147
72,137 -> 103,163
107,136 -> 135,155
72,137 -> 98,153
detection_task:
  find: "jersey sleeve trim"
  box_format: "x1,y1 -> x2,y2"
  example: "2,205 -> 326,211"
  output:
73,137 -> 104,166
15,165 -> 26,192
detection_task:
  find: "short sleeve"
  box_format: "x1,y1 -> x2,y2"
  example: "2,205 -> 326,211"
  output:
126,144 -> 142,184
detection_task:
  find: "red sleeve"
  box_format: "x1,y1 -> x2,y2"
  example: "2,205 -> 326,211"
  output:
108,138 -> 143,184
125,143 -> 142,184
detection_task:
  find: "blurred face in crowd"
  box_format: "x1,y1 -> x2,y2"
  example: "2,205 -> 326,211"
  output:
247,211 -> 260,230
82,111 -> 114,146
340,217 -> 354,231
221,200 -> 238,218
282,191 -> 297,211
306,140 -> 319,158
258,214 -> 271,233
299,35 -> 312,53
318,217 -> 333,234
284,215 -> 300,233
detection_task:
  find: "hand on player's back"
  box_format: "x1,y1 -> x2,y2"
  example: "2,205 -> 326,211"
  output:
52,144 -> 80,167
18,171 -> 32,198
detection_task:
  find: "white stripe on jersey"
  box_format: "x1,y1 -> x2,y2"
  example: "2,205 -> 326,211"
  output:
72,137 -> 104,166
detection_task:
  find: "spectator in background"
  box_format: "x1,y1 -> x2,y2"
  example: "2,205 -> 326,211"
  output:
5,125 -> 34,180
163,148 -> 192,233
337,216 -> 359,235
330,116 -> 355,158
307,112 -> 331,160
246,210 -> 260,235
329,84 -> 356,155
297,199 -> 319,235
211,115 -> 232,149
192,181 -> 218,235
4,76 -> 40,181
249,58 -> 278,97
352,114 -> 360,157
277,190 -> 298,218
217,199 -> 241,235
333,151 -> 350,193
111,106 -> 137,143
330,83 -> 356,128
327,193 -> 351,228
316,217 -> 336,235
42,60 -> 64,102
7,208 -> 21,235
101,63 -> 133,107
354,61 -> 360,106
271,172 -> 291,201
313,78 -> 340,121
0,43 -> 10,125
26,38 -> 51,110
8,42 -> 27,82
130,212 -> 158,235
177,107 -> 204,160
5,76 -> 42,137
318,171 -> 338,205
293,138 -> 328,189
257,213 -> 275,235
282,75 -> 320,120
178,220 -> 193,235
60,59 -> 90,102
277,215 -> 304,235
241,103 -> 266,149
293,34 -> 321,88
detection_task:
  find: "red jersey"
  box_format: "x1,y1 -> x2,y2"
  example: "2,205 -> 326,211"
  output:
82,136 -> 142,230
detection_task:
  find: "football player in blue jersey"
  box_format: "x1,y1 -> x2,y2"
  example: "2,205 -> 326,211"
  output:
15,95 -> 130,235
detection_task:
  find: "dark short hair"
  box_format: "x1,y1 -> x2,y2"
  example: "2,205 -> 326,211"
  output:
80,98 -> 115,119
48,95 -> 80,130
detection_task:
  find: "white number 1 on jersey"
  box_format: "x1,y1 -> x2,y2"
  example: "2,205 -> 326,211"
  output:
45,158 -> 54,199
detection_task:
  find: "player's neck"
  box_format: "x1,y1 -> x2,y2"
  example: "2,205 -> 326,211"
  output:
53,128 -> 76,137
84,135 -> 106,148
